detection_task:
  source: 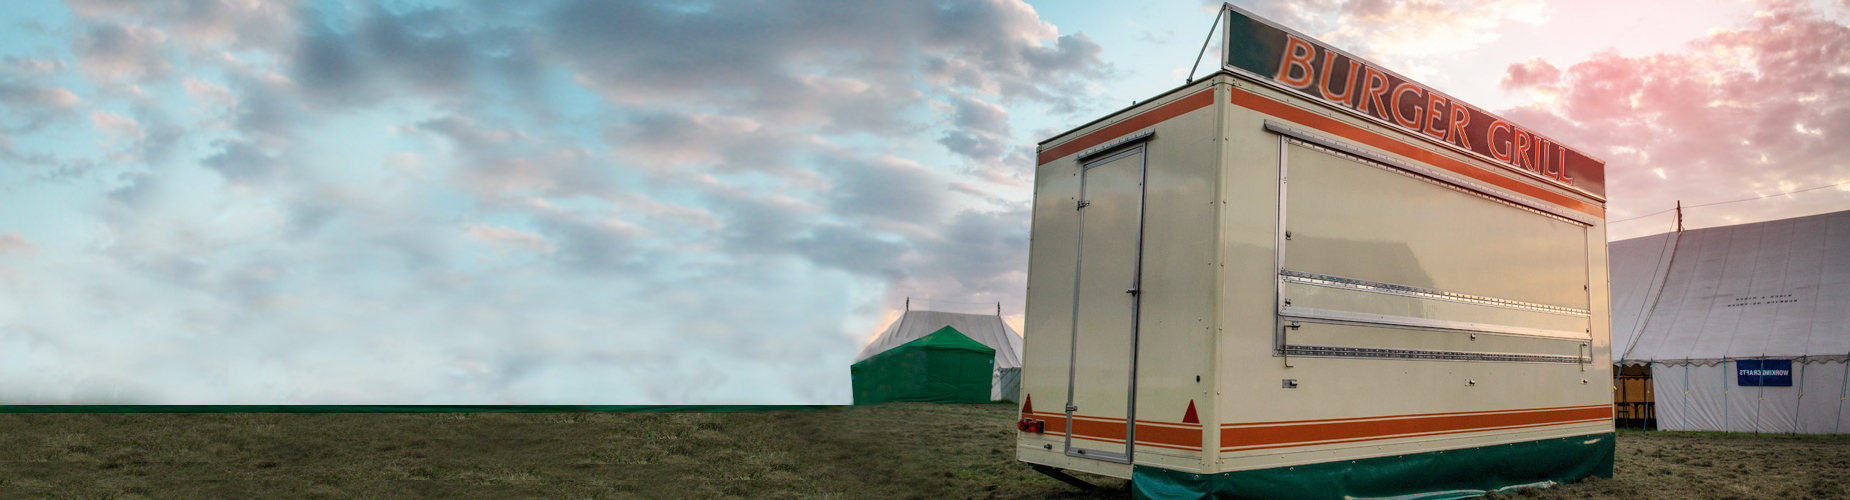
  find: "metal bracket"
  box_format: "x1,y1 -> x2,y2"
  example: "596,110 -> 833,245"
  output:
1076,200 -> 1090,209
1283,321 -> 1301,368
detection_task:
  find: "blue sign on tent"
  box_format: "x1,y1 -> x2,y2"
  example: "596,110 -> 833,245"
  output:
1736,359 -> 1793,387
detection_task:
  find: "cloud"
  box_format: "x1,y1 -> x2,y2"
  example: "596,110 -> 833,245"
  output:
0,234 -> 36,257
466,224 -> 555,255
0,0 -> 1107,405
200,138 -> 282,182
183,77 -> 234,107
287,4 -> 540,109
73,22 -> 174,83
1499,57 -> 1561,91
937,94 -> 1013,161
549,0 -> 1108,130
66,0 -> 299,51
416,115 -> 612,200
1497,0 -> 1850,236
606,112 -> 816,177
0,58 -> 84,134
90,111 -> 145,144
1250,0 -> 1550,76
824,155 -> 948,223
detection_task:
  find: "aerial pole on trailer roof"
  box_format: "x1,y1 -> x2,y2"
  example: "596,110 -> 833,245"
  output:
1185,4 -> 1229,83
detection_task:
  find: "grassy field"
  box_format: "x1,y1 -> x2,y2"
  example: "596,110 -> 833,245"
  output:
0,404 -> 1844,499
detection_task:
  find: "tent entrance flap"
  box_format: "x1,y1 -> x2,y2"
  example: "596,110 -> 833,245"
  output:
1063,144 -> 1149,463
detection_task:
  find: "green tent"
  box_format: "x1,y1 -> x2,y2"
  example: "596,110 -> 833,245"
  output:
851,326 -> 997,405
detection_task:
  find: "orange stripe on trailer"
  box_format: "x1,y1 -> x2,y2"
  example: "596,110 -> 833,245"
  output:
1037,90 -> 1216,165
1067,415 -> 1127,442
1134,422 -> 1204,450
1223,404 -> 1611,427
1225,87 -> 1604,220
1221,418 -> 1611,452
1220,406 -> 1611,451
1026,412 -> 1205,450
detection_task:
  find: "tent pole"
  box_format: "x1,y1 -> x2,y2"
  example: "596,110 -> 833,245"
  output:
1724,359 -> 1730,433
1754,374 -> 1764,435
1794,356 -> 1806,434
1682,360 -> 1690,431
1837,355 -> 1848,435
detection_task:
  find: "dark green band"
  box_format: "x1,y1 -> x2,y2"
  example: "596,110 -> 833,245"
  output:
1134,432 -> 1615,500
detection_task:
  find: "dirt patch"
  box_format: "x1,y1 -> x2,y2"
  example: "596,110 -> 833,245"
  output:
0,407 -> 1842,499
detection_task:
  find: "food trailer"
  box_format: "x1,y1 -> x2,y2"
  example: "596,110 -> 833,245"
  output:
1015,5 -> 1614,498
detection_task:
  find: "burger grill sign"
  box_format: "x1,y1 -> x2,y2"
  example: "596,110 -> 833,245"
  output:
1219,5 -> 1607,199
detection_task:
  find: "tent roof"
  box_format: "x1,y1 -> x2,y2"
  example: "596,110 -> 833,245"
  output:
856,309 -> 1023,369
1612,209 -> 1850,364
896,326 -> 995,354
1609,232 -> 1678,359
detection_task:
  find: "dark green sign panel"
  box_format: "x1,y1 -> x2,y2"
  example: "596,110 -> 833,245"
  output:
1220,5 -> 1606,199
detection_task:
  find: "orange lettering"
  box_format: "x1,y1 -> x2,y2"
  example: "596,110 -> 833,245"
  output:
1542,138 -> 1561,180
1277,36 -> 1317,88
1513,129 -> 1533,172
1319,55 -> 1362,106
1488,121 -> 1512,162
1359,67 -> 1390,119
1391,83 -> 1424,129
1422,92 -> 1449,140
1558,147 -> 1574,183
1447,103 -> 1471,149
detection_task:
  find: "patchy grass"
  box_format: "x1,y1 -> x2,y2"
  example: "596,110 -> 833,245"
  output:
0,404 -> 1123,499
1490,429 -> 1850,500
0,407 -> 1843,499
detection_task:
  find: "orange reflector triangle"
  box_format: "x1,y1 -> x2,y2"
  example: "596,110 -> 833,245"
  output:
1021,394 -> 1033,415
1182,400 -> 1199,424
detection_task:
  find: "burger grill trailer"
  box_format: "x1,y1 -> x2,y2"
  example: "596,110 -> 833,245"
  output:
1015,5 -> 1614,499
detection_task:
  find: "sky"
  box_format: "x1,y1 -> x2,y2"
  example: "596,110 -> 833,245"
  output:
0,0 -> 1845,404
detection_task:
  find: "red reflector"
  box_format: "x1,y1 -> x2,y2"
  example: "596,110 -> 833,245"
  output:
1017,418 -> 1045,433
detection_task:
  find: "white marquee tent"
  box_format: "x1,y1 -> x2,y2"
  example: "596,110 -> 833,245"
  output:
855,307 -> 1025,402
1611,209 -> 1850,433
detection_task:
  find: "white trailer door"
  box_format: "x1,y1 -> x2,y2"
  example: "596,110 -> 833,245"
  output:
1063,143 -> 1148,463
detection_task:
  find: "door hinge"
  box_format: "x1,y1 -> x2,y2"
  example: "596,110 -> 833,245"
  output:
1076,200 -> 1090,209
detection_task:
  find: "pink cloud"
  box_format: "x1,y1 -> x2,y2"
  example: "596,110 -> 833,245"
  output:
1498,57 -> 1560,91
465,224 -> 555,255
1498,0 -> 1850,236
1264,0 -> 1550,70
0,233 -> 37,257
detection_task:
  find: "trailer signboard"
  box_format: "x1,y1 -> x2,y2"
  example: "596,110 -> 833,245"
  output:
1222,7 -> 1606,200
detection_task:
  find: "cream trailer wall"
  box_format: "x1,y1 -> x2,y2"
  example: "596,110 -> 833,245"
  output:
1017,70 -> 1613,473
1017,10 -> 1614,496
